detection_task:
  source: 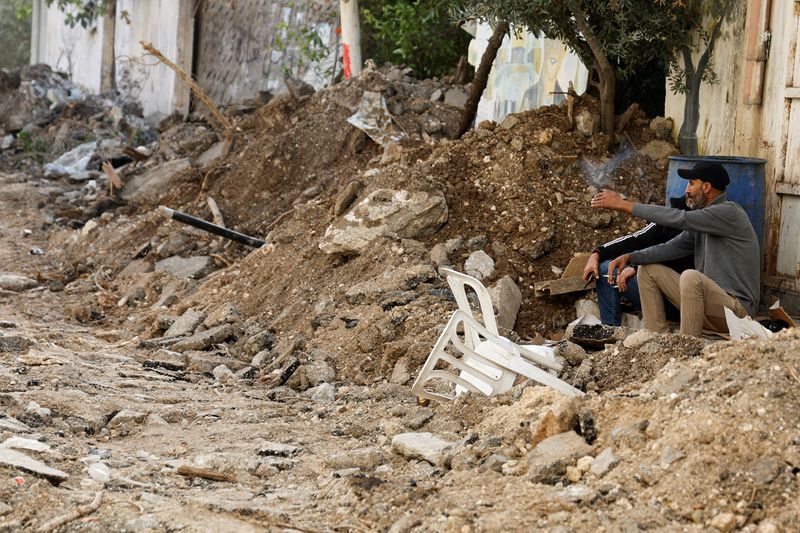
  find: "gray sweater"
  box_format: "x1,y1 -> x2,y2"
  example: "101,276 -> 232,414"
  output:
628,193 -> 760,316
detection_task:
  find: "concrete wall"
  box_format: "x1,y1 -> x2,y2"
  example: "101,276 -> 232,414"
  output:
195,0 -> 338,105
30,0 -> 115,93
467,23 -> 588,125
664,0 -> 800,298
114,0 -> 195,121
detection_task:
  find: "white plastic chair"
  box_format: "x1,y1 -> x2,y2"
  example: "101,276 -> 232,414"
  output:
411,310 -> 583,403
440,268 -> 562,377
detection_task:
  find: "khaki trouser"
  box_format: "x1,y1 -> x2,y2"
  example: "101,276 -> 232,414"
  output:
637,265 -> 747,337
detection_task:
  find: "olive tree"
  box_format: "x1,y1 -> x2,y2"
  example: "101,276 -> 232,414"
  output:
459,0 -> 695,137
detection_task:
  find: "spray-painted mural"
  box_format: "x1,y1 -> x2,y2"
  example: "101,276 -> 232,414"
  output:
467,23 -> 589,124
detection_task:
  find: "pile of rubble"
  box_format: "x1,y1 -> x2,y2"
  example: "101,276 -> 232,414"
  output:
2,62 -> 796,532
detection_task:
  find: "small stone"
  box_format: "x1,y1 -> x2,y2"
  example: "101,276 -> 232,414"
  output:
202,302 -> 240,329
163,309 -> 206,338
622,329 -> 658,349
389,357 -> 411,384
391,432 -> 456,467
107,410 -> 146,429
258,442 -> 301,457
305,383 -> 336,402
0,274 -> 38,292
430,243 -> 449,266
710,512 -> 736,532
0,501 -> 11,515
756,520 -> 779,533
323,447 -> 384,470
565,465 -> 582,482
531,397 -> 580,446
464,250 -> 494,280
154,256 -> 215,279
660,446 -> 685,469
212,364 -> 236,383
0,335 -> 34,353
576,455 -> 594,472
590,448 -> 619,477
88,462 -> 111,483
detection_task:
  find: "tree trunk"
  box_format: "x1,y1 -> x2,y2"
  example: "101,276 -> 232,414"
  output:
456,21 -> 508,138
570,2 -> 615,139
596,61 -> 616,137
678,72 -> 702,156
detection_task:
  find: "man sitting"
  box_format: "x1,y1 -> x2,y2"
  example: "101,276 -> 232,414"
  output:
582,197 -> 694,326
590,161 -> 760,337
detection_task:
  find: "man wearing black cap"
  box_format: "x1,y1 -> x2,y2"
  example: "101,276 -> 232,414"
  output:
581,196 -> 694,326
590,161 -> 760,337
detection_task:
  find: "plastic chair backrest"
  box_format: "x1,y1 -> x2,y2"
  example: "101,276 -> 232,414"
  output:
439,268 -> 498,348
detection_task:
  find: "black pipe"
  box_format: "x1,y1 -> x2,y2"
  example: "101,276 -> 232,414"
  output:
161,206 -> 265,248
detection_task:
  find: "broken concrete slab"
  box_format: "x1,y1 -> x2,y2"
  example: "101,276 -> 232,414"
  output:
319,189 -> 448,255
391,432 -> 456,467
0,273 -> 38,292
0,448 -> 68,484
530,397 -> 581,447
170,324 -> 235,352
155,256 -> 215,279
0,436 -> 51,453
163,309 -> 206,338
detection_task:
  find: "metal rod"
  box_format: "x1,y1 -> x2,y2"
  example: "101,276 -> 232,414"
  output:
160,206 -> 265,248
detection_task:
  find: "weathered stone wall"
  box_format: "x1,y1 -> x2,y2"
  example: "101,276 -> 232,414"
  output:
195,0 -> 338,105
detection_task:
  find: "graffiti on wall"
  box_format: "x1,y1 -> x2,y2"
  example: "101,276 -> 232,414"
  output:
468,23 -> 589,124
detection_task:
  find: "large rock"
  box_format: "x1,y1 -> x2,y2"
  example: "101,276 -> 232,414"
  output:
391,432 -> 456,467
489,276 -> 522,332
319,189 -> 448,255
155,256 -> 215,279
0,274 -> 38,292
527,431 -> 593,483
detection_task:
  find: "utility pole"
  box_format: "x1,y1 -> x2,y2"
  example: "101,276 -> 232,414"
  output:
339,0 -> 361,79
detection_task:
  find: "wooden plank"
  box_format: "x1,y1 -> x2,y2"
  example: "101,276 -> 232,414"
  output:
784,100 -> 800,183
786,87 -> 800,99
776,195 -> 800,276
794,9 -> 800,88
777,181 -> 800,196
534,252 -> 595,297
535,277 -> 594,298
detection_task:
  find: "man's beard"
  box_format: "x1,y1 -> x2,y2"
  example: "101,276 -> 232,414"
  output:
686,191 -> 706,210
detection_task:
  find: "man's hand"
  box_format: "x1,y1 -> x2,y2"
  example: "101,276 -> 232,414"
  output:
607,254 -> 631,285
591,190 -> 634,213
617,266 -> 636,292
582,252 -> 600,282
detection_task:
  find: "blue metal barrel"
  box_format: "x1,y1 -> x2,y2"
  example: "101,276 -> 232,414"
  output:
666,155 -> 767,251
